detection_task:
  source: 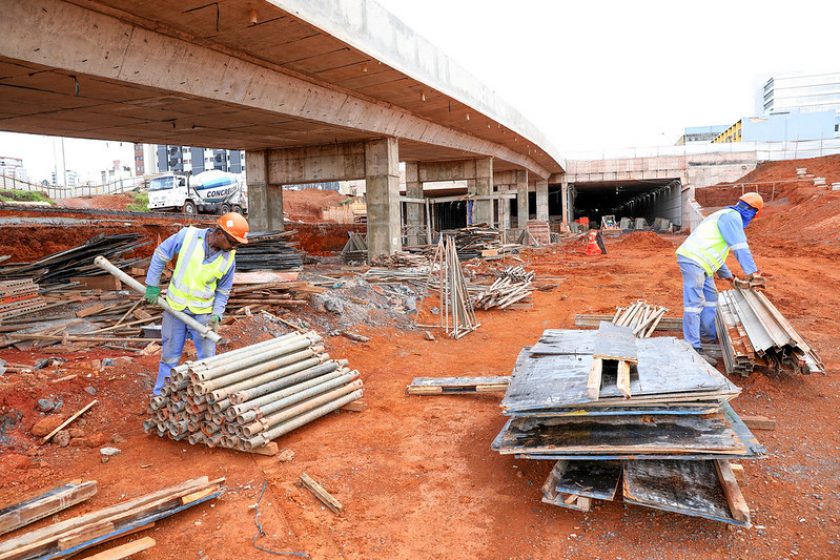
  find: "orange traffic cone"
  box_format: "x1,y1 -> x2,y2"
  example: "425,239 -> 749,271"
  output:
585,230 -> 602,256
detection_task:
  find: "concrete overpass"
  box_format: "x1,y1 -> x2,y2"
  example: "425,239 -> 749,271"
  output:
0,0 -> 565,258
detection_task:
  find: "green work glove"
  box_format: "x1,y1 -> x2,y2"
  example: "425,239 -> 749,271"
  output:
209,315 -> 221,333
144,285 -> 160,305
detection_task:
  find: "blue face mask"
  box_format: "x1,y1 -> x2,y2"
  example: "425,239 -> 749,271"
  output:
729,201 -> 757,228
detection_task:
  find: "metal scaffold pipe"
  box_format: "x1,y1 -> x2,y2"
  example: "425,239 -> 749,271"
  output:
229,360 -> 348,404
196,344 -> 325,392
242,380 -> 364,437
245,388 -> 364,449
208,355 -> 329,401
188,332 -> 317,377
94,255 -> 221,343
189,334 -> 321,382
237,371 -> 360,425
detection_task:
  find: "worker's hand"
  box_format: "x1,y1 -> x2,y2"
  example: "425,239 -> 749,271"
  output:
725,276 -> 736,286
209,315 -> 221,333
144,285 -> 160,304
748,272 -> 761,280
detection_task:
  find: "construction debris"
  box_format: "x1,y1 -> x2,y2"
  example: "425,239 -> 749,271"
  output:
471,265 -> 534,310
716,287 -> 824,376
144,332 -> 364,453
406,376 -> 510,395
299,473 -> 342,514
492,324 -> 762,526
0,480 -> 98,537
0,476 -> 223,560
610,300 -> 669,338
234,230 -> 304,272
0,280 -> 46,320
340,232 -> 368,264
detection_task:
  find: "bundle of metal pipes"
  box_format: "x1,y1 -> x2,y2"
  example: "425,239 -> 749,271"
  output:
143,331 -> 364,452
716,288 -> 824,376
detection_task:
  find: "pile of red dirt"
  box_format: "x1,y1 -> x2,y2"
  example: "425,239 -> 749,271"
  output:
283,188 -> 350,223
613,231 -> 678,250
60,193 -> 136,210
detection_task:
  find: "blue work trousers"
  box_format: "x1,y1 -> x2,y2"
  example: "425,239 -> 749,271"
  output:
153,310 -> 215,395
678,260 -> 718,349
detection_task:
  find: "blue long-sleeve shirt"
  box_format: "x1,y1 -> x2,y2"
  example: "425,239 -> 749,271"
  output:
678,210 -> 758,278
145,228 -> 235,317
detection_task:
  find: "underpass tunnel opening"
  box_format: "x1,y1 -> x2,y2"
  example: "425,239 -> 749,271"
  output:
572,179 -> 682,228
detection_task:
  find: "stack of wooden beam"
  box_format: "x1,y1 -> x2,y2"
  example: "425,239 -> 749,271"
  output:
471,266 -> 534,310
716,287 -> 824,376
145,331 -> 363,454
234,230 -> 303,272
0,477 -> 222,560
610,300 -> 668,338
0,279 -> 45,321
227,281 -> 324,315
492,322 -> 763,526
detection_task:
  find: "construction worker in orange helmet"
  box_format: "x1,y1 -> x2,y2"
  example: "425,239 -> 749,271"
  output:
675,192 -> 763,365
143,212 -> 249,395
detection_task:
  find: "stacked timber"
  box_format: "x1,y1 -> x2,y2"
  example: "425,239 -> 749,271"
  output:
0,477 -> 222,560
145,331 -> 363,453
445,225 -> 522,260
234,230 -> 303,272
0,279 -> 46,320
227,281 -> 324,315
471,266 -> 534,310
0,233 -> 147,287
492,322 -> 762,526
611,300 -> 668,338
716,287 -> 823,376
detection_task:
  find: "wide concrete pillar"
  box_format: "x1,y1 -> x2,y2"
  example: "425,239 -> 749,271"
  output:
515,170 -> 529,228
405,162 -> 424,245
474,158 -> 493,226
498,186 -> 511,230
365,138 -> 401,260
246,150 -> 283,231
536,179 -> 549,222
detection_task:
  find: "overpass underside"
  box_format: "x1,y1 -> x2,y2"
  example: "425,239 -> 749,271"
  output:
571,179 -> 682,228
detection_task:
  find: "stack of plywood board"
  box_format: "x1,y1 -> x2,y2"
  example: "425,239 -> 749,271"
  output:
492,322 -> 763,526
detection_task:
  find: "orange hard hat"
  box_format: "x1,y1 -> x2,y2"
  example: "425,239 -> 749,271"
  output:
739,192 -> 764,211
217,212 -> 249,244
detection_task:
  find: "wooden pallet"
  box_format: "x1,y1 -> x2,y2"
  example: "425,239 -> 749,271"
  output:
407,376 -> 511,395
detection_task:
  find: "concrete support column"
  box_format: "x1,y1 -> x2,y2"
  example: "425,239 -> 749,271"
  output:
405,162 -> 424,245
246,150 -> 284,231
498,186 -> 511,230
560,181 -> 570,225
466,179 -> 477,225
474,157 -> 493,226
365,138 -> 401,260
536,179 -> 549,222
515,170 -> 529,228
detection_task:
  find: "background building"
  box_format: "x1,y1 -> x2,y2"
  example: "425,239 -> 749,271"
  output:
0,155 -> 27,182
712,110 -> 838,143
51,169 -> 80,188
761,71 -> 840,115
675,125 -> 729,145
101,159 -> 134,184
134,144 -> 158,176
155,146 -> 245,175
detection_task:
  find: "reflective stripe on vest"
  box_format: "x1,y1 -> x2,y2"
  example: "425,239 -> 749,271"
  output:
675,208 -> 735,275
165,227 -> 235,314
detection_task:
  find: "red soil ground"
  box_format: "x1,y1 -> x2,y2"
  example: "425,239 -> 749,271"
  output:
60,194 -> 137,210
283,188 -> 351,223
0,164 -> 838,559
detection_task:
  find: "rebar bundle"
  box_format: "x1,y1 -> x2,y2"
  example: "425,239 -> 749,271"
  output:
144,331 -> 364,452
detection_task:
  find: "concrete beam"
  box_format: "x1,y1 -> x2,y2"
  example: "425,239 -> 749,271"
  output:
246,150 -> 284,231
493,170 -> 517,186
267,143 -> 366,184
2,0 -> 554,178
516,170 -> 529,228
535,180 -> 549,222
418,160 -> 477,183
365,138 -> 401,259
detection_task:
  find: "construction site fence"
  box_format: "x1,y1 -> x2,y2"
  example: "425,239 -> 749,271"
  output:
0,174 -> 148,200
565,138 -> 840,162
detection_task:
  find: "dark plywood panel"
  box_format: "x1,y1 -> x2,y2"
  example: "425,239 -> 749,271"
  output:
496,413 -> 748,456
551,460 -> 622,501
623,460 -> 751,527
530,329 -> 595,355
593,321 -> 638,363
508,405 -> 720,417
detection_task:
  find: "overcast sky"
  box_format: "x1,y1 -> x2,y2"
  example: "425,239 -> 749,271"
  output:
2,0 -> 839,182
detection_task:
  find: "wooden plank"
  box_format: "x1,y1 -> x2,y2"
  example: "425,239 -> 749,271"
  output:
740,415 -> 776,431
180,485 -> 220,506
42,400 -> 98,444
576,313 -> 682,331
77,536 -> 156,560
715,460 -> 751,524
70,276 -> 121,291
616,360 -> 631,399
593,322 -> 638,363
75,303 -> 107,318
243,442 -> 279,457
340,400 -> 368,412
586,358 -> 602,400
58,521 -> 114,550
623,460 -> 750,527
407,376 -> 510,395
233,271 -> 300,285
299,473 -> 342,515
0,480 -> 98,537
540,465 -> 593,512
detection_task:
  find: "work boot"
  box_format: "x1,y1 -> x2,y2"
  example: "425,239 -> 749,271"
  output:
693,348 -> 717,366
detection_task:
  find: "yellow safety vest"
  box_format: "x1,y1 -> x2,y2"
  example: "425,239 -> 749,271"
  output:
675,208 -> 736,275
165,227 -> 235,314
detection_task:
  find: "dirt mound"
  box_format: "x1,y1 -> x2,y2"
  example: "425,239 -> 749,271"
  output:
613,231 -> 677,249
283,188 -> 350,223
61,193 -> 135,210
